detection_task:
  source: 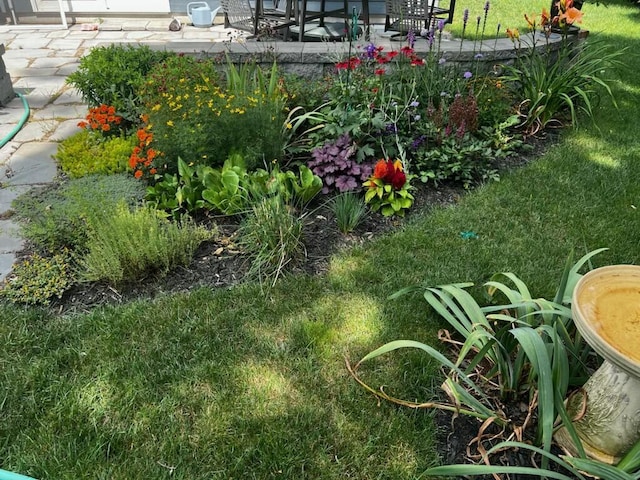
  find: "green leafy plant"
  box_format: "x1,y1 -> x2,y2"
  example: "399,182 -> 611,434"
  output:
201,154 -> 251,215
363,159 -> 414,217
145,157 -> 212,218
351,249 -> 607,469
54,129 -> 137,178
77,202 -> 212,286
0,250 -> 73,306
11,174 -> 145,253
249,163 -> 323,205
66,44 -> 171,126
331,192 -> 368,234
238,194 -> 305,288
413,132 -> 500,188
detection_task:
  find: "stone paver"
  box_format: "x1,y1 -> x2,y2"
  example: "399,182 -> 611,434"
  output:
31,57 -> 78,69
31,103 -> 87,121
0,142 -> 59,186
0,220 -> 24,253
49,119 -> 83,141
12,121 -> 53,142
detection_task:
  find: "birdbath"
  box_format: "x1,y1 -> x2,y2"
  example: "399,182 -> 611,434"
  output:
555,265 -> 640,464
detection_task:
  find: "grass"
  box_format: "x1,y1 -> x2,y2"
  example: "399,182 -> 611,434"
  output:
2,0 -> 640,478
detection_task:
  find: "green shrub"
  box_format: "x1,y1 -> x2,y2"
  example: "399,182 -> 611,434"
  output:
78,202 -> 212,285
12,174 -> 145,253
66,44 -> 172,125
54,129 -> 138,178
0,250 -> 73,305
140,55 -> 288,172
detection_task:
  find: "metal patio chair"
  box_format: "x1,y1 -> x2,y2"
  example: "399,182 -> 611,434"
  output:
220,0 -> 297,38
384,0 -> 455,35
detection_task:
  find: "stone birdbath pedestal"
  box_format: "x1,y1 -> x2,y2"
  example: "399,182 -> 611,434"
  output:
555,265 -> 640,464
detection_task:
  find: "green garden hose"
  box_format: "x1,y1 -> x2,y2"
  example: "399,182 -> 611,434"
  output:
0,92 -> 30,149
0,468 -> 37,480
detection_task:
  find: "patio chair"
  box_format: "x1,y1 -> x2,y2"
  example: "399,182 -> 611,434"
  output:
384,0 -> 455,35
220,0 -> 297,38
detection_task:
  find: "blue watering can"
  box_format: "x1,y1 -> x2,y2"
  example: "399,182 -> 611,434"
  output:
187,1 -> 221,27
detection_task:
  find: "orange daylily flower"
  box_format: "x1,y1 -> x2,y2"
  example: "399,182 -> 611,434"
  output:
541,8 -> 551,27
562,6 -> 583,24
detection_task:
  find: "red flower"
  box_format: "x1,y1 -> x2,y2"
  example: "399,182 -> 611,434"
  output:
391,169 -> 406,189
400,46 -> 414,56
375,68 -> 386,76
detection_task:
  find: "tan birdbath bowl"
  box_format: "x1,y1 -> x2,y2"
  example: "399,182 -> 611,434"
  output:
555,265 -> 640,464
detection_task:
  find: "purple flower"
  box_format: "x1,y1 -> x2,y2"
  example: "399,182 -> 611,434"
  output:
484,1 -> 490,13
364,43 -> 377,59
463,71 -> 473,79
414,114 -> 421,121
411,135 -> 427,150
474,53 -> 484,59
437,19 -> 445,32
407,29 -> 416,49
438,57 -> 446,65
476,15 -> 481,26
409,100 -> 420,108
463,9 -> 469,26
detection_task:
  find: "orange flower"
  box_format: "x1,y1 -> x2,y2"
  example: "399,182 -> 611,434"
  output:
562,6 -> 583,24
506,28 -> 520,40
134,170 -> 143,179
524,13 -> 537,29
373,159 -> 388,179
541,8 -> 551,27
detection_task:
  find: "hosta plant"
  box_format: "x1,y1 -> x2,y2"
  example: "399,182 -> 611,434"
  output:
363,159 -> 414,217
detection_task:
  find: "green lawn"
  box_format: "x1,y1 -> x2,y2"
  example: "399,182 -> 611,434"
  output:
2,1 -> 640,478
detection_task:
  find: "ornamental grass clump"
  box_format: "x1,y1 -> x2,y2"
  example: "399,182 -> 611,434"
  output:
501,3 -> 624,133
238,194 -> 305,288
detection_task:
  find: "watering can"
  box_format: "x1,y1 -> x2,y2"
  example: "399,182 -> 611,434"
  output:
187,2 -> 221,27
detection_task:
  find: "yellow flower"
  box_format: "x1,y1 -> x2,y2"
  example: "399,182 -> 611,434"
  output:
152,104 -> 161,111
167,120 -> 174,127
286,123 -> 293,129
